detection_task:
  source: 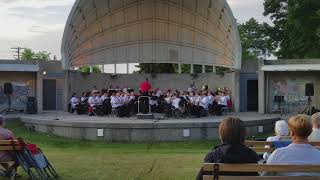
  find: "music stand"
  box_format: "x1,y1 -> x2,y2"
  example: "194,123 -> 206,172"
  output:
274,96 -> 284,115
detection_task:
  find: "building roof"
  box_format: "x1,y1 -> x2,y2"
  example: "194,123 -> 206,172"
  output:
0,64 -> 39,72
261,64 -> 320,71
61,0 -> 242,70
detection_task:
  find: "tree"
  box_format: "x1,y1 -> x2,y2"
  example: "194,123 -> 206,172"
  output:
21,48 -> 35,60
21,48 -> 52,60
238,18 -> 276,60
79,66 -> 101,73
263,0 -> 320,58
33,51 -> 51,61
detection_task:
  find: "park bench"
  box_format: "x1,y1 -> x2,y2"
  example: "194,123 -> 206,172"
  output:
245,141 -> 320,153
0,140 -> 21,179
202,163 -> 320,180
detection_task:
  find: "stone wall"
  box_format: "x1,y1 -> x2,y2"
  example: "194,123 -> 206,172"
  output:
67,71 -> 240,111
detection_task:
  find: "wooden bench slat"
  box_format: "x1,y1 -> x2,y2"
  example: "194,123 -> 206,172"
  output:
203,175 -> 320,180
245,141 -> 320,147
203,164 -> 320,172
250,147 -> 275,153
245,141 -> 273,146
309,142 -> 320,146
0,146 -> 22,151
0,140 -> 20,145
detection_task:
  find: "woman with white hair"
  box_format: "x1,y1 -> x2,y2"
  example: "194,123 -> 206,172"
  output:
309,112 -> 320,141
268,120 -> 289,141
263,120 -> 289,160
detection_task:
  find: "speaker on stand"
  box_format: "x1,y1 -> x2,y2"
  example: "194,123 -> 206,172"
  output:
301,83 -> 315,115
1,83 -> 18,114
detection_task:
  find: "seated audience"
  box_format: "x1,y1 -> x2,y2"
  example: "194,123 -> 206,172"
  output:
309,112 -> 320,141
263,120 -> 289,160
0,115 -> 18,176
262,114 -> 320,176
196,117 -> 258,180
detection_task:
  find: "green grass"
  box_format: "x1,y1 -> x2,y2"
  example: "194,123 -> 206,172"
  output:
6,121 -> 273,180
6,121 -> 218,180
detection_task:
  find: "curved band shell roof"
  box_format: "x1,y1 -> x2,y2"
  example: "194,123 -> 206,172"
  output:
61,0 -> 242,69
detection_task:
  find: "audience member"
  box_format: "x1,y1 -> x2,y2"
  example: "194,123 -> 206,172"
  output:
263,120 -> 289,160
0,115 -> 17,176
309,112 -> 320,141
262,114 -> 320,176
196,117 -> 258,180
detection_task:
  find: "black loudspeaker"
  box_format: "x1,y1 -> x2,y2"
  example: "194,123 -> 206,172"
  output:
274,96 -> 284,103
305,83 -> 314,96
4,83 -> 13,95
26,97 -> 37,114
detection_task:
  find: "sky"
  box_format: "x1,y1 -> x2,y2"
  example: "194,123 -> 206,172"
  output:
0,0 -> 270,61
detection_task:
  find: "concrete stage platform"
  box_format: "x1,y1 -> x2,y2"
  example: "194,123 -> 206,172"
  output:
17,112 -> 280,142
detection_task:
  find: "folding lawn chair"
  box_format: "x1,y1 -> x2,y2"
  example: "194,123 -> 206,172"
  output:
15,138 -> 58,180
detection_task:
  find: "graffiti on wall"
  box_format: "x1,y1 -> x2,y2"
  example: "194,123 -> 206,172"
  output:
271,80 -> 309,113
0,81 -> 31,110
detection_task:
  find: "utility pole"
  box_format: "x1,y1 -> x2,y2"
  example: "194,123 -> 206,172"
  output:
11,47 -> 25,60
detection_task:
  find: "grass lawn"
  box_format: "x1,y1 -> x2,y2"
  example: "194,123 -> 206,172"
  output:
6,121 -> 271,180
6,121 -> 217,180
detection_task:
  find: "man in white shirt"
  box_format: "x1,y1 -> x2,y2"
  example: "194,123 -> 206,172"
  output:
95,92 -> 103,106
101,92 -> 110,102
215,91 -> 227,115
80,92 -> 88,102
309,112 -> 320,141
262,114 -> 320,176
172,94 -> 181,109
111,92 -> 130,117
70,93 -> 80,113
199,92 -> 209,110
88,91 -> 98,107
110,92 -> 122,109
207,92 -> 215,105
217,91 -> 228,106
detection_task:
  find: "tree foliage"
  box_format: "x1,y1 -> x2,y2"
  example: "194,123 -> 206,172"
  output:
21,48 -> 51,61
135,63 -> 176,73
79,66 -> 101,73
263,0 -> 320,58
21,49 -> 34,60
238,18 -> 276,60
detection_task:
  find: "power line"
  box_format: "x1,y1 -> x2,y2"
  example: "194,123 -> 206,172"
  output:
11,47 -> 25,60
